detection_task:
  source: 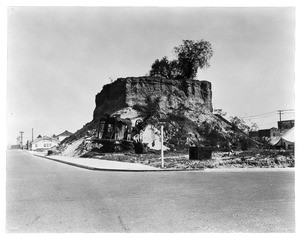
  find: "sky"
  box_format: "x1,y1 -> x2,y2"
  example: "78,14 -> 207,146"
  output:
6,6 -> 295,145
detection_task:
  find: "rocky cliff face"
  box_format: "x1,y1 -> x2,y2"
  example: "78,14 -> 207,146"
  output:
93,77 -> 213,120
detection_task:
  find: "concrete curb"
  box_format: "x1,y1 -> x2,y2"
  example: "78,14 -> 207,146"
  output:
34,154 -> 205,172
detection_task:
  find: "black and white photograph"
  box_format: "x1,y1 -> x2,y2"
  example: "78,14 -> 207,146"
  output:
3,1 -> 297,234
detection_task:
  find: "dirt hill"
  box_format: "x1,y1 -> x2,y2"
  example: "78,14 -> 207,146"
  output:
59,77 -> 249,156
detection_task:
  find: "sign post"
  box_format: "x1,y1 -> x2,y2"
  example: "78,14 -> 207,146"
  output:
161,125 -> 164,168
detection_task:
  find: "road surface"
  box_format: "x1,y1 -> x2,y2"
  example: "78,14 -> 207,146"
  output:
6,150 -> 295,232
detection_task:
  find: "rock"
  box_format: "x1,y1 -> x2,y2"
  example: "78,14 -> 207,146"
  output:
234,158 -> 242,164
206,164 -> 215,168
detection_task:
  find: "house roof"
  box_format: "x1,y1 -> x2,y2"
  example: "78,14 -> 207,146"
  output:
214,114 -> 232,127
33,136 -> 60,144
58,130 -> 72,137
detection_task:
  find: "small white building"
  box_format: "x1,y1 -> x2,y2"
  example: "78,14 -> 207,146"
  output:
32,136 -> 60,151
57,130 -> 73,142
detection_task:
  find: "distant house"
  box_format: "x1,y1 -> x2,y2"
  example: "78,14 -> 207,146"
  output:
214,114 -> 248,135
10,145 -> 21,150
278,119 -> 294,132
32,136 -> 60,151
249,127 -> 280,140
258,127 -> 280,140
57,130 -> 73,142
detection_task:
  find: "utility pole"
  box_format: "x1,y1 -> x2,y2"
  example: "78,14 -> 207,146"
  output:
277,110 -> 283,122
277,110 -> 284,132
19,131 -> 24,149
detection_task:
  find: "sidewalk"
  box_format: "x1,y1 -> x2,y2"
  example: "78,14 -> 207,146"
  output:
33,152 -> 162,172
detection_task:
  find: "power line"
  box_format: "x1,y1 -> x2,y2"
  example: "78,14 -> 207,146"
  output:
241,111 -> 276,119
245,114 -> 277,120
284,111 -> 295,114
242,109 -> 294,119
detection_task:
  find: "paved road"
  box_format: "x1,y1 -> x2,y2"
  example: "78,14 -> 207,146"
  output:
6,150 -> 295,232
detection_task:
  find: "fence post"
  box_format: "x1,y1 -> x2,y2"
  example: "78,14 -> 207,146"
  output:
161,125 -> 164,168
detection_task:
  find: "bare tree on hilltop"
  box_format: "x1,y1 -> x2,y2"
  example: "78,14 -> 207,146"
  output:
149,39 -> 214,80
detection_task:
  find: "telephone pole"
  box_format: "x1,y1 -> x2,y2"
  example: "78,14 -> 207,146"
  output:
277,110 -> 284,122
19,131 -> 24,149
277,110 -> 284,132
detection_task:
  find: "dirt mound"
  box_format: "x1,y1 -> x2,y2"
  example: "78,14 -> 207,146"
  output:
57,77 -> 257,157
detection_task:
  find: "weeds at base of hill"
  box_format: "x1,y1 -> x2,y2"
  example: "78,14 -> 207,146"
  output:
81,149 -> 294,170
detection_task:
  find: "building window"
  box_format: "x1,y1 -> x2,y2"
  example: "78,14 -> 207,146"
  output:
273,133 -> 275,136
